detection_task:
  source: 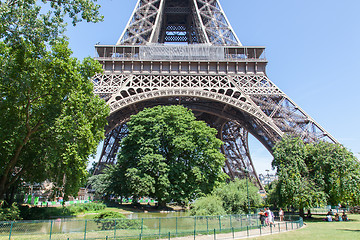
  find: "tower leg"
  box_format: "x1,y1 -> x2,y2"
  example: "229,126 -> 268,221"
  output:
95,124 -> 128,174
220,121 -> 264,190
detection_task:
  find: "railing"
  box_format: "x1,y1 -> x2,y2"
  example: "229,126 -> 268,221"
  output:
94,45 -> 266,62
0,214 -> 303,240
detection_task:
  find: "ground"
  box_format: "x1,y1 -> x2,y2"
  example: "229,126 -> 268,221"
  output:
252,214 -> 360,240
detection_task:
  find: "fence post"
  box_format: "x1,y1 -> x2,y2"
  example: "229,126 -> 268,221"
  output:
169,231 -> 171,240
278,221 -> 280,232
84,219 -> 87,240
230,215 -> 232,229
218,216 -> 221,232
213,229 -> 216,240
141,218 -> 144,236
241,216 -> 243,230
206,216 -> 209,234
286,222 -> 288,231
259,224 -> 261,236
176,217 -> 178,236
291,222 -> 293,230
246,226 -> 249,237
114,220 -> 117,239
8,221 -> 14,240
232,227 -> 234,239
49,220 -> 53,240
194,216 -> 197,236
270,223 -> 272,234
159,218 -> 161,239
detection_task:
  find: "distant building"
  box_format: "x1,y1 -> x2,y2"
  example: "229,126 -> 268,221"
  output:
259,173 -> 277,186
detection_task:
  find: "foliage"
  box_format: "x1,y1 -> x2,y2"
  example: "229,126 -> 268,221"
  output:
112,105 -> 227,206
213,179 -> 263,214
189,195 -> 226,216
270,135 -> 360,212
306,141 -> 360,206
0,0 -> 109,199
0,201 -> 21,221
66,202 -> 106,213
18,202 -> 106,220
0,0 -> 102,45
94,211 -> 143,230
19,205 -> 69,220
190,179 -> 263,216
94,211 -> 126,219
88,165 -> 117,198
271,135 -> 325,212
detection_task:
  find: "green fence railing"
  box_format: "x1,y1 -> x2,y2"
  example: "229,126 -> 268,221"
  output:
0,214 -> 303,240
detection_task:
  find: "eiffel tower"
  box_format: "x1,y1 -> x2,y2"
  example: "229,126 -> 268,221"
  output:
92,0 -> 337,188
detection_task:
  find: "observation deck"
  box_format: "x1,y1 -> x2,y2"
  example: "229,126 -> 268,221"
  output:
95,45 -> 267,75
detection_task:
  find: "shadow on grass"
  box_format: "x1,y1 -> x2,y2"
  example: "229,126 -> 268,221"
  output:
303,216 -> 327,223
340,229 -> 360,232
303,216 -> 357,223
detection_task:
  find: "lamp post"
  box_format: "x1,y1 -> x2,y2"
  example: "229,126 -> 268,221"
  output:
244,168 -> 250,214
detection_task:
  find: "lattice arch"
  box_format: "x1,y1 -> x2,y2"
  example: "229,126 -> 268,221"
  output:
93,0 -> 338,188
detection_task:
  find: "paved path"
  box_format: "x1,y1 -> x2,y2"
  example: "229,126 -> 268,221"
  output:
160,221 -> 303,240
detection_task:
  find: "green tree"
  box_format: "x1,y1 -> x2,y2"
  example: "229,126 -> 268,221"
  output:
271,135 -> 325,217
213,179 -> 263,214
114,105 -> 227,206
190,179 -> 263,216
88,165 -> 118,200
0,0 -> 109,200
271,135 -> 360,216
306,142 -> 360,206
189,195 -> 226,216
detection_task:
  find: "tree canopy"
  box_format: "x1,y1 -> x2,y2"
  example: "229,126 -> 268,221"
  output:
111,105 -> 227,206
0,0 -> 109,200
269,135 -> 360,215
190,179 -> 263,216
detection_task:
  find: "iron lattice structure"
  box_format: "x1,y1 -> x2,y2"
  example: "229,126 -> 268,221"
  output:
93,0 -> 337,188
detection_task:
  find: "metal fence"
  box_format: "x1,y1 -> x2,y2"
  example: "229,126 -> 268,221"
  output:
0,214 -> 303,240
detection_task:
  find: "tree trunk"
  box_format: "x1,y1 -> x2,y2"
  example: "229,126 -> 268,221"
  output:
299,207 -> 305,218
0,184 -> 5,201
158,200 -> 167,209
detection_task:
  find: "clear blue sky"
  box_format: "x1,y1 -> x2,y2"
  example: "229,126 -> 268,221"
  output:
65,0 -> 360,174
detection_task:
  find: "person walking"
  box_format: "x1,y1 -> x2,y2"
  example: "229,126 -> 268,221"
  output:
279,208 -> 284,221
259,209 -> 266,226
266,208 -> 274,226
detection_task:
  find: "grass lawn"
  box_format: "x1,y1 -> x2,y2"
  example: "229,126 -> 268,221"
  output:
252,214 -> 360,240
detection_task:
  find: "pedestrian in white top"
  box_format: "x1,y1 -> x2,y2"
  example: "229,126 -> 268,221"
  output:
266,208 -> 274,226
279,208 -> 284,221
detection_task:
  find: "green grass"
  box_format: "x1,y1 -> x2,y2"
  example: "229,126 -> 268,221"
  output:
252,214 -> 360,240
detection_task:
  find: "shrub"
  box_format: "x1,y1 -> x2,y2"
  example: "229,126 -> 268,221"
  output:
213,179 -> 263,214
190,195 -> 226,216
94,211 -> 126,219
19,205 -> 71,220
94,211 -> 143,230
19,202 -> 106,220
0,201 -> 21,221
66,202 -> 106,213
190,179 -> 263,216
